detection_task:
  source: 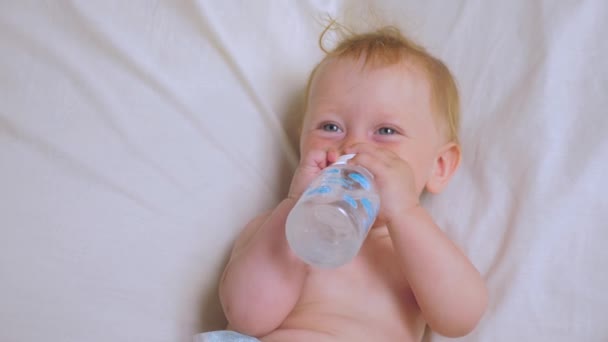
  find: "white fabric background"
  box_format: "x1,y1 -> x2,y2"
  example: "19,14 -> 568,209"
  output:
1,1 -> 607,341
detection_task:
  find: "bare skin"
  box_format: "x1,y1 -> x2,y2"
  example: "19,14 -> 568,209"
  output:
219,56 -> 488,341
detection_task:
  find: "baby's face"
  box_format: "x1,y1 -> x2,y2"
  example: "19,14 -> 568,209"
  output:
300,57 -> 447,195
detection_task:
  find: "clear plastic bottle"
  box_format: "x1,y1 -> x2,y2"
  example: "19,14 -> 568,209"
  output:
285,154 -> 380,268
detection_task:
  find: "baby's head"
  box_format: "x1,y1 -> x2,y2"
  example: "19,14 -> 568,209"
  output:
305,25 -> 460,142
299,24 -> 462,195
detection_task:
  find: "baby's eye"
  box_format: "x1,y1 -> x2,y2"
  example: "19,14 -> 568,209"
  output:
321,123 -> 342,132
377,127 -> 397,135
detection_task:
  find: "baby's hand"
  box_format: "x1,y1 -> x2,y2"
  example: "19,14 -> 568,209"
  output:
288,149 -> 339,200
345,144 -> 420,225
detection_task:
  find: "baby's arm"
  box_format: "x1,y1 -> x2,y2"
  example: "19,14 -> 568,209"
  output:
388,206 -> 488,337
219,198 -> 309,336
220,148 -> 337,336
345,144 -> 487,337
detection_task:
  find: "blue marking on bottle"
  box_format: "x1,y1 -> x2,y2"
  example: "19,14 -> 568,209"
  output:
343,194 -> 358,208
317,185 -> 331,194
324,168 -> 340,174
360,197 -> 376,227
305,185 -> 332,196
325,176 -> 354,190
348,172 -> 370,190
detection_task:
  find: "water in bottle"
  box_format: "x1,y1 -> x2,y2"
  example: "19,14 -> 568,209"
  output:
285,154 -> 380,268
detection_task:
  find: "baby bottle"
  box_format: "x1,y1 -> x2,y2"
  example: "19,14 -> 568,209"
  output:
285,154 -> 380,268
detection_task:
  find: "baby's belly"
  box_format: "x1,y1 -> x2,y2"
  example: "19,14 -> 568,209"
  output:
260,302 -> 421,342
260,234 -> 423,341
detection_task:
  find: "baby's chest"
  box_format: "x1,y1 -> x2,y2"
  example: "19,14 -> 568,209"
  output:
293,239 -> 422,335
302,243 -> 409,306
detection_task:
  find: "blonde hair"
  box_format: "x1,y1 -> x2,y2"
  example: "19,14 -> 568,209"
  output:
304,22 -> 460,142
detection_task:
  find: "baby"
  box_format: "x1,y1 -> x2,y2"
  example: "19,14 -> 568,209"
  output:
198,25 -> 487,342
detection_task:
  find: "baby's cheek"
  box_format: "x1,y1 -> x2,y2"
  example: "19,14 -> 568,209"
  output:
304,138 -> 330,153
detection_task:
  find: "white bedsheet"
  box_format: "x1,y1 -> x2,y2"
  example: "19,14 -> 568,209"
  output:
1,1 -> 607,341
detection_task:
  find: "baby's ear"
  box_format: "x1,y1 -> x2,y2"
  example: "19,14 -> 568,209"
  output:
425,142 -> 461,194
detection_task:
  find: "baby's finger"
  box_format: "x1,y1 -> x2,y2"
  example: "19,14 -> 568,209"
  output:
302,149 -> 329,169
327,149 -> 340,165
